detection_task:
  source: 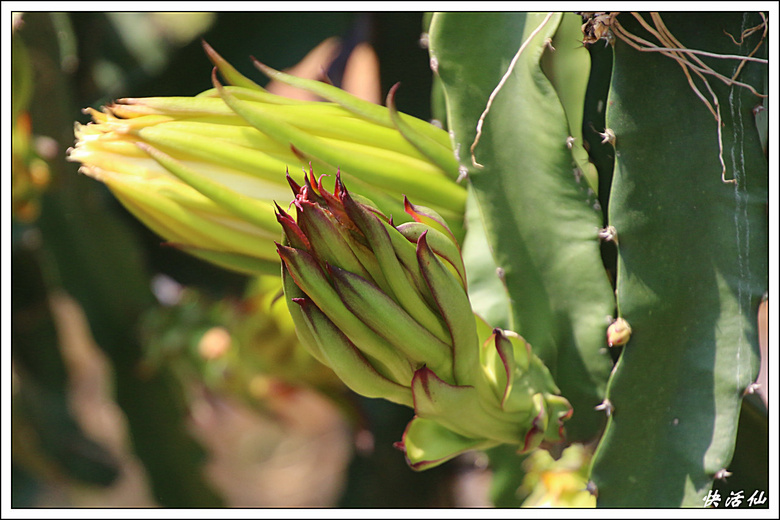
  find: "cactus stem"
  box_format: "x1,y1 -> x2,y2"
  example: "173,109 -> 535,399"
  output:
469,11 -> 557,168
605,11 -> 769,184
611,13 -> 768,97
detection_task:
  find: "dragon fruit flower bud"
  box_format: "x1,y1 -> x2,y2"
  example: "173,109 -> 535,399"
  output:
277,170 -> 572,470
67,42 -> 466,275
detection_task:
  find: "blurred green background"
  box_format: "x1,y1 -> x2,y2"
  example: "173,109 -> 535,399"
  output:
10,11 -> 483,508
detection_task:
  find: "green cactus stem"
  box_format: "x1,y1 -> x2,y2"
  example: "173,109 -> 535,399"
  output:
588,12 -> 768,507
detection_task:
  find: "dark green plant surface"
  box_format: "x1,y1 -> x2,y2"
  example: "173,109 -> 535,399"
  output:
428,12 -> 615,444
589,12 -> 768,507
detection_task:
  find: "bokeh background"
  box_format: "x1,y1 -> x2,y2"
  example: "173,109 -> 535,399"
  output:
11,11 -> 496,508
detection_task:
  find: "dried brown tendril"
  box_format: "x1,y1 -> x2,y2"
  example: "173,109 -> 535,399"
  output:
579,12 -> 768,184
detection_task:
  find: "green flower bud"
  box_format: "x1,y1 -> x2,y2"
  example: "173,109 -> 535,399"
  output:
67,42 -> 466,275
278,170 -> 572,470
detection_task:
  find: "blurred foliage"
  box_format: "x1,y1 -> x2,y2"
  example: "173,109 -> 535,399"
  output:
519,444 -> 595,507
138,275 -> 350,413
11,11 -> 457,508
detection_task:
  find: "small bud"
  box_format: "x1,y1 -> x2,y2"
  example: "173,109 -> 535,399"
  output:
607,317 -> 632,347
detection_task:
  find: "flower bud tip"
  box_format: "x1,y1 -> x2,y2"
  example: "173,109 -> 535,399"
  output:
286,170 -> 302,195
250,56 -> 276,78
289,144 -> 307,162
335,171 -> 347,198
386,82 -> 401,109
200,38 -> 214,55
211,67 -> 223,90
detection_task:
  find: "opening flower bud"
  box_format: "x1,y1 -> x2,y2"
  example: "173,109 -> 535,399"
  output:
67,43 -> 466,276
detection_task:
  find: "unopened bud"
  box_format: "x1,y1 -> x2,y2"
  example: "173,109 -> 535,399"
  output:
607,317 -> 632,347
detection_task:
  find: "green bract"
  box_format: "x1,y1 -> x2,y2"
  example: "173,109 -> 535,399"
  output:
278,170 -> 573,470
67,43 -> 465,275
